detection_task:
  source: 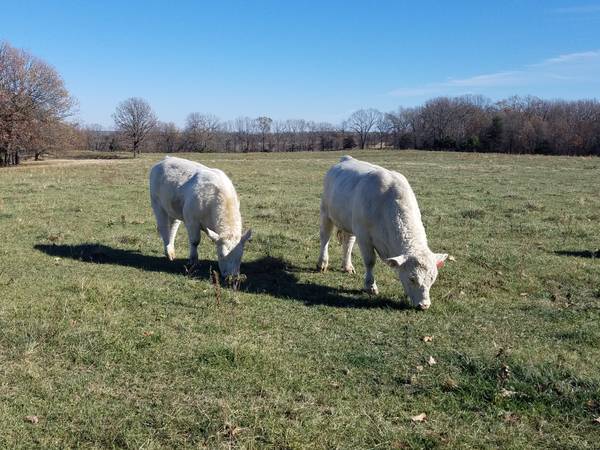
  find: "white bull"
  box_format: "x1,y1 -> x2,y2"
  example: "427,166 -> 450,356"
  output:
149,156 -> 251,277
318,156 -> 447,309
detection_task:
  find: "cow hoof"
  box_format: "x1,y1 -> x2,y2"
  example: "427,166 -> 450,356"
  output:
166,247 -> 175,261
363,285 -> 379,295
341,265 -> 355,274
317,261 -> 328,272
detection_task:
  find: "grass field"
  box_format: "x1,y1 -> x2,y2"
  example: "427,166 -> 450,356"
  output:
1,150 -> 599,449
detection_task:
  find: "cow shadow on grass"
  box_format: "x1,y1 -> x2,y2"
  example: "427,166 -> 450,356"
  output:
34,243 -> 409,310
554,250 -> 600,259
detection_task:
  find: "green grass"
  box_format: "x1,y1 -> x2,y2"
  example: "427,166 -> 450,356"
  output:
0,150 -> 599,449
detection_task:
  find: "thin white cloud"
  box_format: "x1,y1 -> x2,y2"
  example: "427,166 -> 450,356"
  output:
535,50 -> 600,66
389,50 -> 600,98
445,71 -> 520,87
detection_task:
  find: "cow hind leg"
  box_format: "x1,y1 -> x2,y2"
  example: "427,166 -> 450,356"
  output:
338,230 -> 356,274
357,237 -> 378,295
166,219 -> 181,260
152,200 -> 177,261
317,213 -> 334,272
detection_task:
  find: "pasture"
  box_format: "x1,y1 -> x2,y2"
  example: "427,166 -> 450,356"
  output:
0,150 -> 599,448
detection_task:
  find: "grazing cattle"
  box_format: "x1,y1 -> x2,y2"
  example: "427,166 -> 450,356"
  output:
149,156 -> 251,277
318,156 -> 447,309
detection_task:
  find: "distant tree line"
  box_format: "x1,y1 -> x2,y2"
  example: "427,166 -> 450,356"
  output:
96,95 -> 599,156
84,113 -> 358,155
3,41 -> 600,167
385,95 -> 600,156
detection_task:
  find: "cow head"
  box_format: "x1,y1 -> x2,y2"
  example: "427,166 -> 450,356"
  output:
385,251 -> 448,310
206,228 -> 252,277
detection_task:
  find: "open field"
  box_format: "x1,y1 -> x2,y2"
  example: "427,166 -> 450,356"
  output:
0,150 -> 599,448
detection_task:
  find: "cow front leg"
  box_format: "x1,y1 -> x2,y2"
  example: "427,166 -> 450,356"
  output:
184,220 -> 201,265
357,238 -> 378,295
317,214 -> 334,272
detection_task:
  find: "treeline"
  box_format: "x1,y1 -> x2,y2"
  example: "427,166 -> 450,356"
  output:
83,115 -> 355,154
3,41 -> 600,167
389,95 -> 600,156
88,95 -> 600,157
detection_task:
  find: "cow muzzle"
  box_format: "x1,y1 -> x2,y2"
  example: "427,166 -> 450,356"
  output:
417,300 -> 431,310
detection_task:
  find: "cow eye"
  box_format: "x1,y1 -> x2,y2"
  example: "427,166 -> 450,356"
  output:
409,277 -> 417,284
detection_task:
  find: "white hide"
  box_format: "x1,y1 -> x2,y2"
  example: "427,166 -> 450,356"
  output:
318,155 -> 447,309
149,156 -> 251,276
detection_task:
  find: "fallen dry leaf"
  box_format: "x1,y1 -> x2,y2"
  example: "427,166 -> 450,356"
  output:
24,415 -> 39,424
594,417 -> 600,424
499,388 -> 517,398
221,421 -> 246,440
443,378 -> 458,390
416,365 -> 424,372
421,335 -> 433,343
142,331 -> 154,337
411,413 -> 427,423
448,255 -> 456,262
427,356 -> 437,366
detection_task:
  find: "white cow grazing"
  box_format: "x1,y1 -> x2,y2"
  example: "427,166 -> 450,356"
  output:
149,156 -> 251,277
318,156 -> 447,309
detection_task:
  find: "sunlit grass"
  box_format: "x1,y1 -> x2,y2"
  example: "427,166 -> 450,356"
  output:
0,150 -> 598,448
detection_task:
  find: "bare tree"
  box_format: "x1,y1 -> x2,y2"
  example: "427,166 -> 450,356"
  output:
375,114 -> 393,148
219,120 -> 236,152
256,116 -> 272,151
112,97 -> 157,157
385,109 -> 415,148
184,113 -> 220,151
154,121 -> 181,153
313,121 -> 335,150
347,108 -> 382,149
234,117 -> 256,152
0,41 -> 75,166
83,123 -> 112,152
285,119 -> 309,151
272,120 -> 287,152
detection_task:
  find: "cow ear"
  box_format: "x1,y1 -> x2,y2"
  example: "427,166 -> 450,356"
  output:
242,229 -> 252,243
434,253 -> 448,269
385,255 -> 410,269
205,228 -> 220,242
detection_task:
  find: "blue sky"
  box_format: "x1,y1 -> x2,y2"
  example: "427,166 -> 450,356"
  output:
2,0 -> 600,127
